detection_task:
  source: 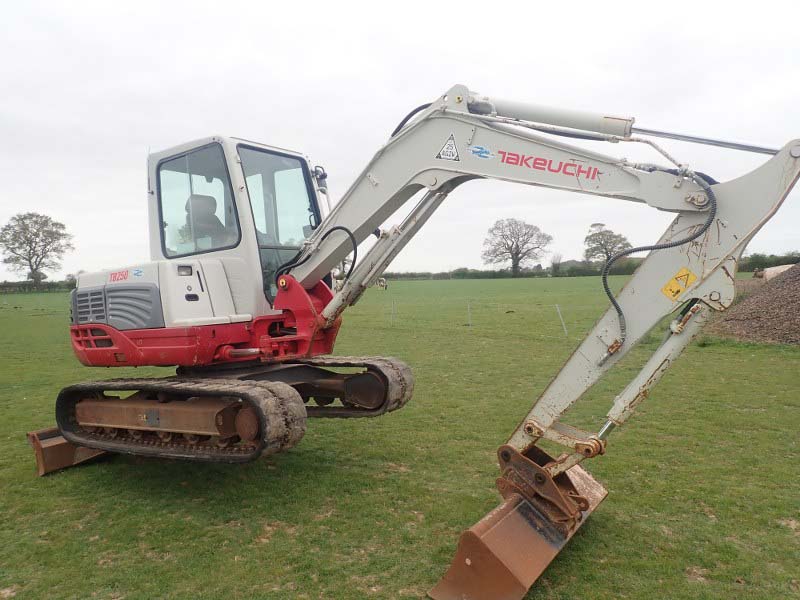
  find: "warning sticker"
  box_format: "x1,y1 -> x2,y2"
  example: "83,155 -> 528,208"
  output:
435,134 -> 460,161
661,267 -> 698,301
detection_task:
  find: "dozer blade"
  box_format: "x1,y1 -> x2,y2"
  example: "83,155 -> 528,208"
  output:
27,427 -> 107,476
429,447 -> 607,600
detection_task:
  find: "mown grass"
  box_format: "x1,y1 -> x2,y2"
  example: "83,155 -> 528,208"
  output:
0,278 -> 798,599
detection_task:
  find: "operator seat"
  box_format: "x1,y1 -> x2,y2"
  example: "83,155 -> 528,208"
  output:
185,194 -> 225,243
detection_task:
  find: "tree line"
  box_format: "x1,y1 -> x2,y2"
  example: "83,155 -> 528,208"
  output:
0,213 -> 797,291
389,218 -> 797,280
0,279 -> 78,293
476,218 -> 642,278
385,258 -> 644,281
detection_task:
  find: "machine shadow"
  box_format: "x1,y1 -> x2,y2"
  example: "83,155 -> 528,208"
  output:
62,444 -> 349,522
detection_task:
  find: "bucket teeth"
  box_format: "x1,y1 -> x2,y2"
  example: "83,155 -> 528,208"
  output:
429,449 -> 607,600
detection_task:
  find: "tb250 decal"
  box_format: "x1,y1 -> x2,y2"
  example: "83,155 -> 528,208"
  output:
109,270 -> 129,282
108,268 -> 144,283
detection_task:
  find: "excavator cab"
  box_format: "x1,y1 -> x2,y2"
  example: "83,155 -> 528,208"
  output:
153,137 -> 325,306
62,136 -> 337,368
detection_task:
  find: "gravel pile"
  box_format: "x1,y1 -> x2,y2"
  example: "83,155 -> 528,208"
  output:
706,264 -> 800,345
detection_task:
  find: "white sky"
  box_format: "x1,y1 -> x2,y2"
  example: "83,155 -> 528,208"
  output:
1,1 -> 799,280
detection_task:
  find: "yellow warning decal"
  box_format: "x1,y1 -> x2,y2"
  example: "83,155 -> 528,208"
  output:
661,267 -> 698,301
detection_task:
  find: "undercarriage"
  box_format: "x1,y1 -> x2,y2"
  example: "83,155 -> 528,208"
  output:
55,356 -> 413,462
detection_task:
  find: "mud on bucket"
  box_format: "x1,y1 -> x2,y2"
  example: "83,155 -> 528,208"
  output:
429,445 -> 607,600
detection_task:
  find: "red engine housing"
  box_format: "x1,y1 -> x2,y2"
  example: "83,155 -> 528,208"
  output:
70,277 -> 341,367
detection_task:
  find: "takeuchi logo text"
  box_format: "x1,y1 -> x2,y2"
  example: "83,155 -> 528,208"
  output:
498,151 -> 599,180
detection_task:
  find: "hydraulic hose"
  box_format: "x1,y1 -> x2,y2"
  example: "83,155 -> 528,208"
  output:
391,103 -> 432,137
275,226 -> 358,284
602,171 -> 718,347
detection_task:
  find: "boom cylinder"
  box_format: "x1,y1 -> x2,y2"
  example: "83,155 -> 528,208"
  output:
468,92 -> 635,137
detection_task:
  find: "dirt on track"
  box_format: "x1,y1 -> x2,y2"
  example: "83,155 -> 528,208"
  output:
707,264 -> 800,345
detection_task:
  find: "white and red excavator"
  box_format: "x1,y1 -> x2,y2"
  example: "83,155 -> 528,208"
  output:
28,85 -> 800,599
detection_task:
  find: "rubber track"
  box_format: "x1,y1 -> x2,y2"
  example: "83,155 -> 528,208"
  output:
291,356 -> 414,417
56,378 -> 306,463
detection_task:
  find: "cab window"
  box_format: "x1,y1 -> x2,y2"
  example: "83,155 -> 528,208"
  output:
157,144 -> 240,257
239,145 -> 319,298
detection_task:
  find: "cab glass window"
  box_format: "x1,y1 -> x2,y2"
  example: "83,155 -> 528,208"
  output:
157,144 -> 240,257
239,146 -> 318,247
239,145 -> 319,298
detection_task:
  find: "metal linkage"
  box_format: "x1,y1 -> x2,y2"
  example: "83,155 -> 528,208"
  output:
321,190 -> 449,325
465,88 -> 780,155
631,126 -> 779,155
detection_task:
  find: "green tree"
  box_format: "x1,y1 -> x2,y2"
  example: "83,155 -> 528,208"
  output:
0,213 -> 74,287
584,223 -> 632,263
482,218 -> 552,278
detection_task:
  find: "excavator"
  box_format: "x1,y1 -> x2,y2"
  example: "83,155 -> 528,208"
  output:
27,84 -> 800,599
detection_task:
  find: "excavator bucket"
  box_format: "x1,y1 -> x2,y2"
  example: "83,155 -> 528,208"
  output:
27,427 -> 107,476
429,446 -> 607,600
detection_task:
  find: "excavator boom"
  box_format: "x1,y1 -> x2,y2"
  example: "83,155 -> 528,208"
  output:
279,85 -> 800,598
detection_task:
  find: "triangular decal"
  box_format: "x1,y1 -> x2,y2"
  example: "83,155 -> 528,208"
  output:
435,134 -> 460,161
674,272 -> 691,288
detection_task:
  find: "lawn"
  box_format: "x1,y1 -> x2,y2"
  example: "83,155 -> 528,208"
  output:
0,278 -> 798,599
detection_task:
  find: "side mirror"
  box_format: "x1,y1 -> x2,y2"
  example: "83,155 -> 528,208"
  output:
313,165 -> 328,194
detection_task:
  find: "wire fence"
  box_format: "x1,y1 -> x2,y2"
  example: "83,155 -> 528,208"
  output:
362,297 -> 610,344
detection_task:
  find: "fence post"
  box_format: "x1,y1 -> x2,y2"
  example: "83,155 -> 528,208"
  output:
554,304 -> 568,337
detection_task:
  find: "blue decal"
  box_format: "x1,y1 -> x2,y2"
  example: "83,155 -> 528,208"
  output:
466,145 -> 495,159
132,268 -> 144,277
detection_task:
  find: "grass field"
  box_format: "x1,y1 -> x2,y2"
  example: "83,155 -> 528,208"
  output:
1,278 -> 798,599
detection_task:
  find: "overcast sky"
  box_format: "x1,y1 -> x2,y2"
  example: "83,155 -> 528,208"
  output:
1,1 -> 799,281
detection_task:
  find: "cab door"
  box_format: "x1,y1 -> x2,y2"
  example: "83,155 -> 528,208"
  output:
237,144 -> 323,302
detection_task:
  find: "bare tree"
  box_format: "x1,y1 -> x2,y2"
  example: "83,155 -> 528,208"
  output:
482,218 -> 552,277
0,213 -> 74,287
583,223 -> 632,263
550,253 -> 563,277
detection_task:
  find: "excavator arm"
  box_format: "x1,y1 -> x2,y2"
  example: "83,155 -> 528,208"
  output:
274,84 -> 800,599
285,83 -> 798,462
